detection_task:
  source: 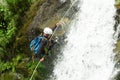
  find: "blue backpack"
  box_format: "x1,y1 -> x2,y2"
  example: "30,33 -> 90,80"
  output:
30,36 -> 44,54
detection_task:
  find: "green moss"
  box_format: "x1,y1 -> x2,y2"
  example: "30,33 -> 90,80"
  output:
21,0 -> 46,34
116,0 -> 120,5
114,40 -> 120,52
115,0 -> 120,9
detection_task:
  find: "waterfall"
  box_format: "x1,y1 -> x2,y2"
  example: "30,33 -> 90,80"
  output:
50,0 -> 116,80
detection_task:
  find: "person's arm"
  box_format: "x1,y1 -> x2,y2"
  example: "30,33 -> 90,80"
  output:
52,25 -> 57,31
52,22 -> 61,31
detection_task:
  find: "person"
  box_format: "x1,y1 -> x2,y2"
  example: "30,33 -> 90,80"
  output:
31,22 -> 61,62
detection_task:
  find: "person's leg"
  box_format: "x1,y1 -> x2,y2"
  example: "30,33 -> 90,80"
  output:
32,53 -> 35,63
37,48 -> 45,60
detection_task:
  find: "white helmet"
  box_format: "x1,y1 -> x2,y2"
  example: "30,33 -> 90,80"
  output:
43,27 -> 53,34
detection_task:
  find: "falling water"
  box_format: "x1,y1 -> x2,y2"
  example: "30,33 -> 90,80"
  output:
50,0 -> 116,80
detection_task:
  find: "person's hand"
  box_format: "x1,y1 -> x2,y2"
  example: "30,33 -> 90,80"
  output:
56,22 -> 61,27
40,57 -> 44,62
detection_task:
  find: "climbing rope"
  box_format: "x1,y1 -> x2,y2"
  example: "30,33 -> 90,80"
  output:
49,0 -> 77,41
29,61 -> 41,80
29,1 -> 77,80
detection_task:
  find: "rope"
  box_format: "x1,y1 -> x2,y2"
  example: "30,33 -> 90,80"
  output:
29,1 -> 77,80
49,0 -> 77,41
60,0 -> 77,22
29,61 -> 41,80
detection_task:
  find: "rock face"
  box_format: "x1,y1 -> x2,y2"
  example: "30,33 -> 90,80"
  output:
26,0 -> 79,38
114,4 -> 120,59
27,0 -> 70,38
113,3 -> 120,80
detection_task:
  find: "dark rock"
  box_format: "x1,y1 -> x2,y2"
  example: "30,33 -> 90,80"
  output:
113,71 -> 120,80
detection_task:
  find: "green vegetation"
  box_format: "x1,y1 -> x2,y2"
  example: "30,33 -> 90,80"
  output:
115,0 -> 120,9
0,0 -> 47,79
116,0 -> 120,4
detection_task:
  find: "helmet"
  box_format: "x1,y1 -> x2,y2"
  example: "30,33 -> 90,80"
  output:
43,27 -> 53,34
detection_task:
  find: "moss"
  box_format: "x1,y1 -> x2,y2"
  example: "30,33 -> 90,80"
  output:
21,0 -> 46,34
114,40 -> 120,53
115,0 -> 120,9
115,4 -> 120,9
13,0 -> 46,54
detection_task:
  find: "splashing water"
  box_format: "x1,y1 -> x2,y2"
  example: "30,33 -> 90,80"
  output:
59,0 -> 66,3
50,0 -> 116,80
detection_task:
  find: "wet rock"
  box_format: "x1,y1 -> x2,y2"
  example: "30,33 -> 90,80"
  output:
114,71 -> 120,80
27,0 -> 71,41
113,2 -> 120,80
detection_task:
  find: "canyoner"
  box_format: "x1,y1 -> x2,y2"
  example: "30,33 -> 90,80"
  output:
29,22 -> 64,80
29,22 -> 61,62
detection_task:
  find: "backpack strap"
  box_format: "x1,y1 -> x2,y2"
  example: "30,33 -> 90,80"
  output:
30,36 -> 45,54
